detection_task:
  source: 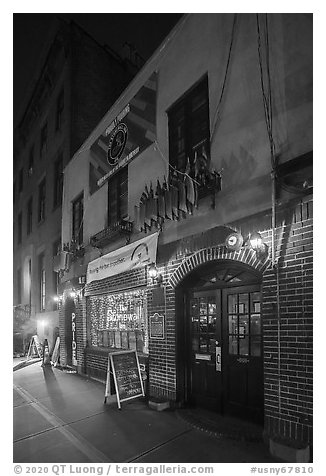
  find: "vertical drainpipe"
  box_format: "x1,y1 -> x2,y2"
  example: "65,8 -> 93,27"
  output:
271,168 -> 281,415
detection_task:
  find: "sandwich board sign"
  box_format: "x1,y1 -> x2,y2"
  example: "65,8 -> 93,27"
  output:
104,350 -> 144,409
26,335 -> 43,360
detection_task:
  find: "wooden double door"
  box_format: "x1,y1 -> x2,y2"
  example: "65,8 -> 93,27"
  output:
186,285 -> 263,422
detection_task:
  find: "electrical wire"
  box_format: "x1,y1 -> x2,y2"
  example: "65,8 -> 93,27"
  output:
210,13 -> 238,142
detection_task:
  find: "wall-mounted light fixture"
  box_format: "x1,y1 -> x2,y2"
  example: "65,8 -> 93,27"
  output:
248,231 -> 263,251
225,230 -> 268,261
247,231 -> 268,259
148,263 -> 163,284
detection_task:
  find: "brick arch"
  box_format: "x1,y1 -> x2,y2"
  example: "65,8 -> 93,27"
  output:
168,245 -> 270,289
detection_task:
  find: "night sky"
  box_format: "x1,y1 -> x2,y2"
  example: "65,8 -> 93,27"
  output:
13,13 -> 183,124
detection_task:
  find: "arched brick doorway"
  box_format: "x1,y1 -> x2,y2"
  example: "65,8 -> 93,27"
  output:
174,257 -> 265,423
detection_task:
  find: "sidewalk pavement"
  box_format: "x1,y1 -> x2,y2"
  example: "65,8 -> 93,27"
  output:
13,362 -> 278,464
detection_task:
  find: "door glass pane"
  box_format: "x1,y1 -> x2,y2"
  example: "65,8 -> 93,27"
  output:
228,294 -> 237,313
251,336 -> 261,356
207,315 -> 216,332
228,315 -> 238,334
239,335 -> 249,356
251,292 -> 261,312
199,298 -> 207,315
208,302 -> 216,314
250,314 -> 261,334
229,335 -> 238,354
238,293 -> 249,314
200,314 -> 207,331
192,316 -> 200,332
239,315 -> 249,338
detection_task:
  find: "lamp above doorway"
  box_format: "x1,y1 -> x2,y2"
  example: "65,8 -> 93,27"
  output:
148,263 -> 163,284
225,230 -> 269,261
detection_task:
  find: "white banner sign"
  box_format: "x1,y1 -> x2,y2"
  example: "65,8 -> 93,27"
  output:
87,232 -> 158,283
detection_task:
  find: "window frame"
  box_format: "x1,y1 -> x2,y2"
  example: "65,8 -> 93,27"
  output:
53,153 -> 63,208
39,252 -> 46,312
107,167 -> 128,226
168,75 -> 210,174
27,197 -> 33,235
72,193 -> 84,246
28,145 -> 34,177
18,212 -> 22,245
52,238 -> 61,310
38,178 -> 46,223
17,267 -> 22,305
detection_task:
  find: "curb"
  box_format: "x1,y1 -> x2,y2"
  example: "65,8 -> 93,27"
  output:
13,358 -> 42,372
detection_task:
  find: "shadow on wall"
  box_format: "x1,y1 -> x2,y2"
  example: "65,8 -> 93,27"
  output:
220,146 -> 257,187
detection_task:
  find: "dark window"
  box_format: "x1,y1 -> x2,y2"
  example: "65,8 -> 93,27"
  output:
56,89 -> 64,131
19,168 -> 23,192
39,253 -> 46,311
18,212 -> 22,244
17,268 -> 22,304
40,122 -> 48,157
28,259 -> 32,308
38,178 -> 46,222
168,77 -> 210,174
72,193 -> 84,245
53,154 -> 63,208
108,167 -> 128,225
28,146 -> 34,177
27,197 -> 33,235
52,239 -> 61,310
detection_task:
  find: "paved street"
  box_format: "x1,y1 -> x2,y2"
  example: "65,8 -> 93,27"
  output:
13,362 -> 277,463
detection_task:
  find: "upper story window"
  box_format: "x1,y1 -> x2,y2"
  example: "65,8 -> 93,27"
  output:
18,212 -> 22,245
168,76 -> 210,174
53,153 -> 63,208
40,122 -> 48,157
38,178 -> 46,222
52,238 -> 61,310
55,89 -> 64,131
39,253 -> 46,312
28,146 -> 34,177
27,197 -> 33,235
19,168 -> 23,193
108,167 -> 128,226
17,268 -> 22,305
72,193 -> 84,246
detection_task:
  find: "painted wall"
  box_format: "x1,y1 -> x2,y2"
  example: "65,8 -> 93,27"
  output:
62,13 -> 312,257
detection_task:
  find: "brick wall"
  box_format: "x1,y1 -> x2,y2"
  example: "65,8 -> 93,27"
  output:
147,268 -> 178,401
262,198 -> 313,446
59,196 -> 313,447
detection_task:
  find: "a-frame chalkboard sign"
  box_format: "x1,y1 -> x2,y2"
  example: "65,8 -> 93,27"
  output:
104,350 -> 144,409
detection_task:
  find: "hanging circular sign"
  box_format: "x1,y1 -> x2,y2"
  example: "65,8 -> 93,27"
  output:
107,123 -> 128,166
225,232 -> 243,251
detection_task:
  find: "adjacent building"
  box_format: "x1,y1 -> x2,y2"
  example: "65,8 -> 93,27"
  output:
58,14 -> 312,457
13,17 -> 136,354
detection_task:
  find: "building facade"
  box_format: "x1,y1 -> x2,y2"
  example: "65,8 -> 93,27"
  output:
59,14 -> 312,455
13,17 -> 135,354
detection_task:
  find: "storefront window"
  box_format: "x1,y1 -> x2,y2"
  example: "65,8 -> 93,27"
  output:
89,289 -> 148,354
